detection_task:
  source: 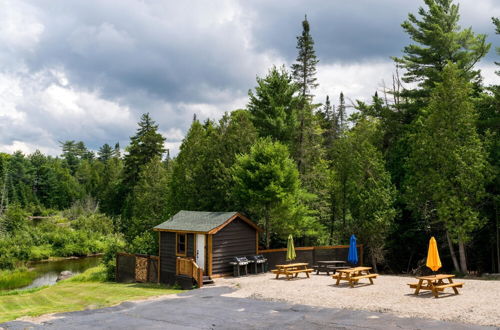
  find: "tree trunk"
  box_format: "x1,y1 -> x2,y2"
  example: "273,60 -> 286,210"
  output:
446,231 -> 460,272
496,203 -> 499,273
370,250 -> 378,273
342,179 -> 346,238
329,210 -> 335,245
458,239 -> 468,274
265,215 -> 270,249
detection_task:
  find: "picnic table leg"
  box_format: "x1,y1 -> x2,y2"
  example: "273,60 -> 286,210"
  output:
348,274 -> 355,288
335,274 -> 341,285
448,278 -> 459,294
275,271 -> 280,279
431,283 -> 439,298
414,279 -> 423,295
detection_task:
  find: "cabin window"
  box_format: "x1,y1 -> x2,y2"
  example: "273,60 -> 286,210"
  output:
176,233 -> 187,256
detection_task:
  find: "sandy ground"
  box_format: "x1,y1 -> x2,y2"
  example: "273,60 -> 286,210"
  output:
216,273 -> 500,327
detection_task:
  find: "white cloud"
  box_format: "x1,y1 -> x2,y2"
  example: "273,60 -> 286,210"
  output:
0,0 -> 44,54
0,69 -> 135,156
315,60 -> 397,106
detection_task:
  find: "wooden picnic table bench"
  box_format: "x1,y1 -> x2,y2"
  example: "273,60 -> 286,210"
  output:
408,274 -> 463,298
314,260 -> 350,275
332,266 -> 378,287
271,263 -> 313,280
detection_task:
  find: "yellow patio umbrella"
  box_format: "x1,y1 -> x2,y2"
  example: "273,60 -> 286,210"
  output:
286,234 -> 296,262
426,236 -> 442,272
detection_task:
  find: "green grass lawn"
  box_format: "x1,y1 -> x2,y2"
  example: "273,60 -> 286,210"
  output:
0,267 -> 181,323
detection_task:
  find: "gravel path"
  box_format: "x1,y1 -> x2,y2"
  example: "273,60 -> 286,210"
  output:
217,273 -> 500,327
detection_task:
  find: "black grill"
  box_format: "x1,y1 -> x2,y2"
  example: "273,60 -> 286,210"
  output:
229,257 -> 249,277
246,255 -> 268,273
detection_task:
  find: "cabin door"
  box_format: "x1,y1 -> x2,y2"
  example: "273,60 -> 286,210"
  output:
195,234 -> 206,271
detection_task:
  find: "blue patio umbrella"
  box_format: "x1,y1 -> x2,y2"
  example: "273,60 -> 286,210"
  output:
347,234 -> 358,265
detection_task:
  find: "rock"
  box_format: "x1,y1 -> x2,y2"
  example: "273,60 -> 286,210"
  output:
56,270 -> 74,282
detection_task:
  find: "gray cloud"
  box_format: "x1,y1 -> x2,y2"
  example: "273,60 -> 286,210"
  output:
0,0 -> 498,156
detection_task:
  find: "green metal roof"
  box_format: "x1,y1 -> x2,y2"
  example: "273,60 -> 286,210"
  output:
153,211 -> 239,233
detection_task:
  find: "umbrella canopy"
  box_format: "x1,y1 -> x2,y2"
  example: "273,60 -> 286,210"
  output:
426,236 -> 442,272
286,234 -> 296,262
347,234 -> 358,265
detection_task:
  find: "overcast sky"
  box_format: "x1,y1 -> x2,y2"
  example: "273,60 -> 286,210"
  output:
1,0 -> 499,156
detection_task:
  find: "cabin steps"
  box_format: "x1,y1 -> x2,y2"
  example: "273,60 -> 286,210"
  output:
202,275 -> 214,285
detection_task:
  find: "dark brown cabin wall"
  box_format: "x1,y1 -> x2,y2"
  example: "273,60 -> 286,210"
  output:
160,232 -> 176,284
212,218 -> 256,274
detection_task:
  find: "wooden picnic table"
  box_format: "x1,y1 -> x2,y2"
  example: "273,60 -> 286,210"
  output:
332,266 -> 378,287
272,263 -> 313,280
408,274 -> 463,298
314,260 -> 349,275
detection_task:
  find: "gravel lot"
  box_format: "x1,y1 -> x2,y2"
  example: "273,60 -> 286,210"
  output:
217,272 -> 500,327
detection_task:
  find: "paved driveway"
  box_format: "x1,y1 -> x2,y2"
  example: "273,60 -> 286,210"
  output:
1,286 -> 496,329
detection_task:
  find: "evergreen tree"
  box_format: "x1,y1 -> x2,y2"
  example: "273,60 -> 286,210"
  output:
231,138 -> 317,248
113,143 -> 121,158
98,144 -> 114,162
248,66 -> 300,148
122,114 -> 166,199
317,95 -> 339,152
494,17 -> 500,74
338,92 -> 347,135
404,64 -> 489,272
129,156 -> 170,240
169,111 -> 258,213
292,15 -> 319,101
291,16 -> 320,174
394,0 -> 490,101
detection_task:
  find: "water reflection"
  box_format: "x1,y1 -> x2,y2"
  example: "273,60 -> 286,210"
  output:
23,256 -> 102,289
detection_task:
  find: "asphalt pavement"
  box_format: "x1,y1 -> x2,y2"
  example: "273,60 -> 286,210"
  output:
1,286 -> 497,329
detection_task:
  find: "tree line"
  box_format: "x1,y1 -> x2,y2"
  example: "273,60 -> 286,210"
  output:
1,0 -> 499,274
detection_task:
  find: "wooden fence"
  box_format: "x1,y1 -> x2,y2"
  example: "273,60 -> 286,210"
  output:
116,252 -> 159,283
259,245 -> 363,269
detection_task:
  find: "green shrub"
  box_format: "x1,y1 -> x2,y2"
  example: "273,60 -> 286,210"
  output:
29,245 -> 54,261
71,214 -> 114,235
0,204 -> 29,233
102,235 -> 126,281
129,231 -> 158,255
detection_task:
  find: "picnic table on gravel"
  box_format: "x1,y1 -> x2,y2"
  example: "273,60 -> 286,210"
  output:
408,274 -> 463,298
314,260 -> 349,275
332,266 -> 378,287
271,263 -> 313,280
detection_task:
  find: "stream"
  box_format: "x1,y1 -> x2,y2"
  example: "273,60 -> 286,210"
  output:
23,255 -> 103,289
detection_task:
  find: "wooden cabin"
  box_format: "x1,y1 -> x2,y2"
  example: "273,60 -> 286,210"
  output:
153,211 -> 262,286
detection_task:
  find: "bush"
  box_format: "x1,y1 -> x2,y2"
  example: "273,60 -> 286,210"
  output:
0,204 -> 29,233
71,213 -> 114,235
29,245 -> 54,261
102,235 -> 126,281
129,231 -> 158,255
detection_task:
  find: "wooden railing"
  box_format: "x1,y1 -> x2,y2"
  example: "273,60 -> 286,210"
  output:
176,257 -> 203,288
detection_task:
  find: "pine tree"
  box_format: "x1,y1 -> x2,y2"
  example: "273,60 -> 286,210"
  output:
113,143 -> 121,158
493,17 -> 499,74
292,15 -> 319,101
247,66 -> 300,148
338,92 -> 347,135
121,113 -> 165,216
394,0 -> 490,100
291,16 -> 320,174
98,144 -> 114,162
